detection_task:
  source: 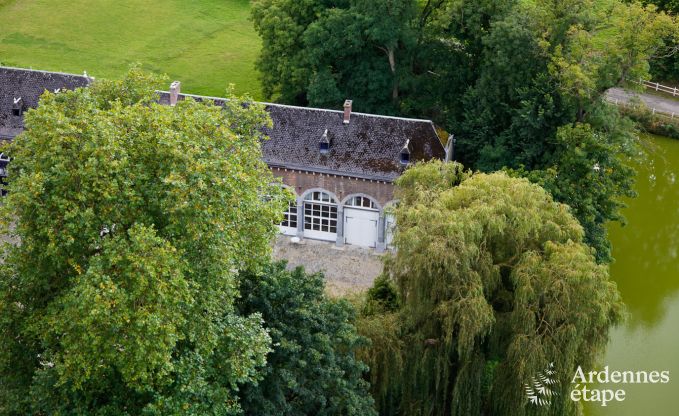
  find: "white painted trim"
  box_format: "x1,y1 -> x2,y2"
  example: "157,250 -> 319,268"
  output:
303,229 -> 337,242
301,188 -> 340,204
340,193 -> 382,211
279,225 -> 298,236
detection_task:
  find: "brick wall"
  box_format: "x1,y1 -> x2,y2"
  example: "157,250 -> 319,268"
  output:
271,167 -> 395,207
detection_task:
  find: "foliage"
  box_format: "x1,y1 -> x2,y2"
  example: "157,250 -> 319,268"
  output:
251,0 -> 677,113
252,0 -> 679,262
0,68 -> 286,415
361,161 -> 623,416
643,0 -> 679,81
509,120 -> 638,262
362,275 -> 400,316
643,0 -> 679,14
355,312 -> 404,416
455,0 -> 678,261
235,261 -> 376,416
620,97 -> 679,138
251,0 -> 416,113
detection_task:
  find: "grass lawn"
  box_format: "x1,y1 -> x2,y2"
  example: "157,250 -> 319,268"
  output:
0,0 -> 262,99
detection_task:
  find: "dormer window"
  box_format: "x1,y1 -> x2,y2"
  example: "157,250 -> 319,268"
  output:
400,139 -> 411,165
319,129 -> 330,154
0,153 -> 9,178
12,97 -> 24,117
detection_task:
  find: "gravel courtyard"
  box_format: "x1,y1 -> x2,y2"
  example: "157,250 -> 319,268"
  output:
272,235 -> 385,296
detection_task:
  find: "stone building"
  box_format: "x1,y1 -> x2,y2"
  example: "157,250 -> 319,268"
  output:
1,66 -> 448,250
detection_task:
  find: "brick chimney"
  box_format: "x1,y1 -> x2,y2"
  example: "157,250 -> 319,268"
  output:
343,99 -> 352,124
169,81 -> 181,106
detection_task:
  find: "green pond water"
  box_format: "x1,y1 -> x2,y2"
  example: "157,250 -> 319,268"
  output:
585,134 -> 679,415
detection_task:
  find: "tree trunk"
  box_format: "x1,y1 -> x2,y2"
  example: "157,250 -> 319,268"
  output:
388,47 -> 399,101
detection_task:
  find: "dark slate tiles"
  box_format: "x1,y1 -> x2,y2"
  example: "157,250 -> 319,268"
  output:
2,67 -> 444,181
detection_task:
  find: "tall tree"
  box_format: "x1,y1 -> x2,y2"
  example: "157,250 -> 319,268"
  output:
641,0 -> 679,81
643,0 -> 679,13
236,261 -> 376,416
0,68 -> 286,415
252,0 -> 679,262
251,0 -> 419,113
359,161 -> 623,416
456,0 -> 676,260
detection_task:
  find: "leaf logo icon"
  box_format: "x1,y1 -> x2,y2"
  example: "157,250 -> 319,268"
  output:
525,363 -> 558,406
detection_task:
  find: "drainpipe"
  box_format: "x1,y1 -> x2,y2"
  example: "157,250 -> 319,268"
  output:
296,195 -> 304,238
376,212 -> 386,253
445,134 -> 456,162
335,205 -> 345,247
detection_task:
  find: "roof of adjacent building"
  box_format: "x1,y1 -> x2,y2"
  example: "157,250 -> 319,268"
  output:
1,66 -> 445,181
0,66 -> 91,140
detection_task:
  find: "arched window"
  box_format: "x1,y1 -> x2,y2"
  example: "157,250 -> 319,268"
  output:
303,191 -> 338,239
345,195 -> 378,210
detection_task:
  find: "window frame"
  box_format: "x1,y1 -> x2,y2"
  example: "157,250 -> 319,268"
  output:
303,191 -> 338,240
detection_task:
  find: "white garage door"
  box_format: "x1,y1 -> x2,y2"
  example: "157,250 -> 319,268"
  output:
344,196 -> 379,248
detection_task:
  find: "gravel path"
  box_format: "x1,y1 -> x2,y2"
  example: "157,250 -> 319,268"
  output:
272,235 -> 385,296
606,88 -> 679,116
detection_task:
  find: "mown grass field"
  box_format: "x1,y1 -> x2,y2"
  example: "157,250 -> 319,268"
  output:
0,0 -> 262,98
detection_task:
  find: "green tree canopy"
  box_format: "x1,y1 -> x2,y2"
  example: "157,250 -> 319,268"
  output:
251,0 -> 417,114
643,0 -> 679,13
0,68 -> 286,415
642,0 -> 679,80
251,0 -> 679,262
236,261 -> 376,416
360,161 -> 623,416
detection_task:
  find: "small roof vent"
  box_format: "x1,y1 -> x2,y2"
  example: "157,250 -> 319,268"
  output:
12,97 -> 23,117
400,139 -> 411,165
319,129 -> 330,154
343,100 -> 352,124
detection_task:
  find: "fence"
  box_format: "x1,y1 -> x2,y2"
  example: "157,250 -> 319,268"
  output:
606,96 -> 678,120
636,79 -> 679,97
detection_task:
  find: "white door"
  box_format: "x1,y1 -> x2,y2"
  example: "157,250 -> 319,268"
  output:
344,208 -> 379,248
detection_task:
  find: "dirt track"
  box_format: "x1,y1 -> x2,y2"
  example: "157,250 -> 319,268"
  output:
606,88 -> 679,116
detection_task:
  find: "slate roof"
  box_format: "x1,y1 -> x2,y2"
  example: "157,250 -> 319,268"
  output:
159,93 -> 445,182
1,66 -> 444,181
0,66 -> 91,139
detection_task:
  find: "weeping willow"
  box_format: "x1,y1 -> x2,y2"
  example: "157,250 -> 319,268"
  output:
360,161 -> 623,416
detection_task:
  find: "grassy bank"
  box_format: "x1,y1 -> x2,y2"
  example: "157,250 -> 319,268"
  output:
0,0 -> 261,98
621,102 -> 679,140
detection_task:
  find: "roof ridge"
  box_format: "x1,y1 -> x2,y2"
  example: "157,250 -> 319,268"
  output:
0,66 -> 432,124
159,91 -> 435,125
0,65 -> 91,80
